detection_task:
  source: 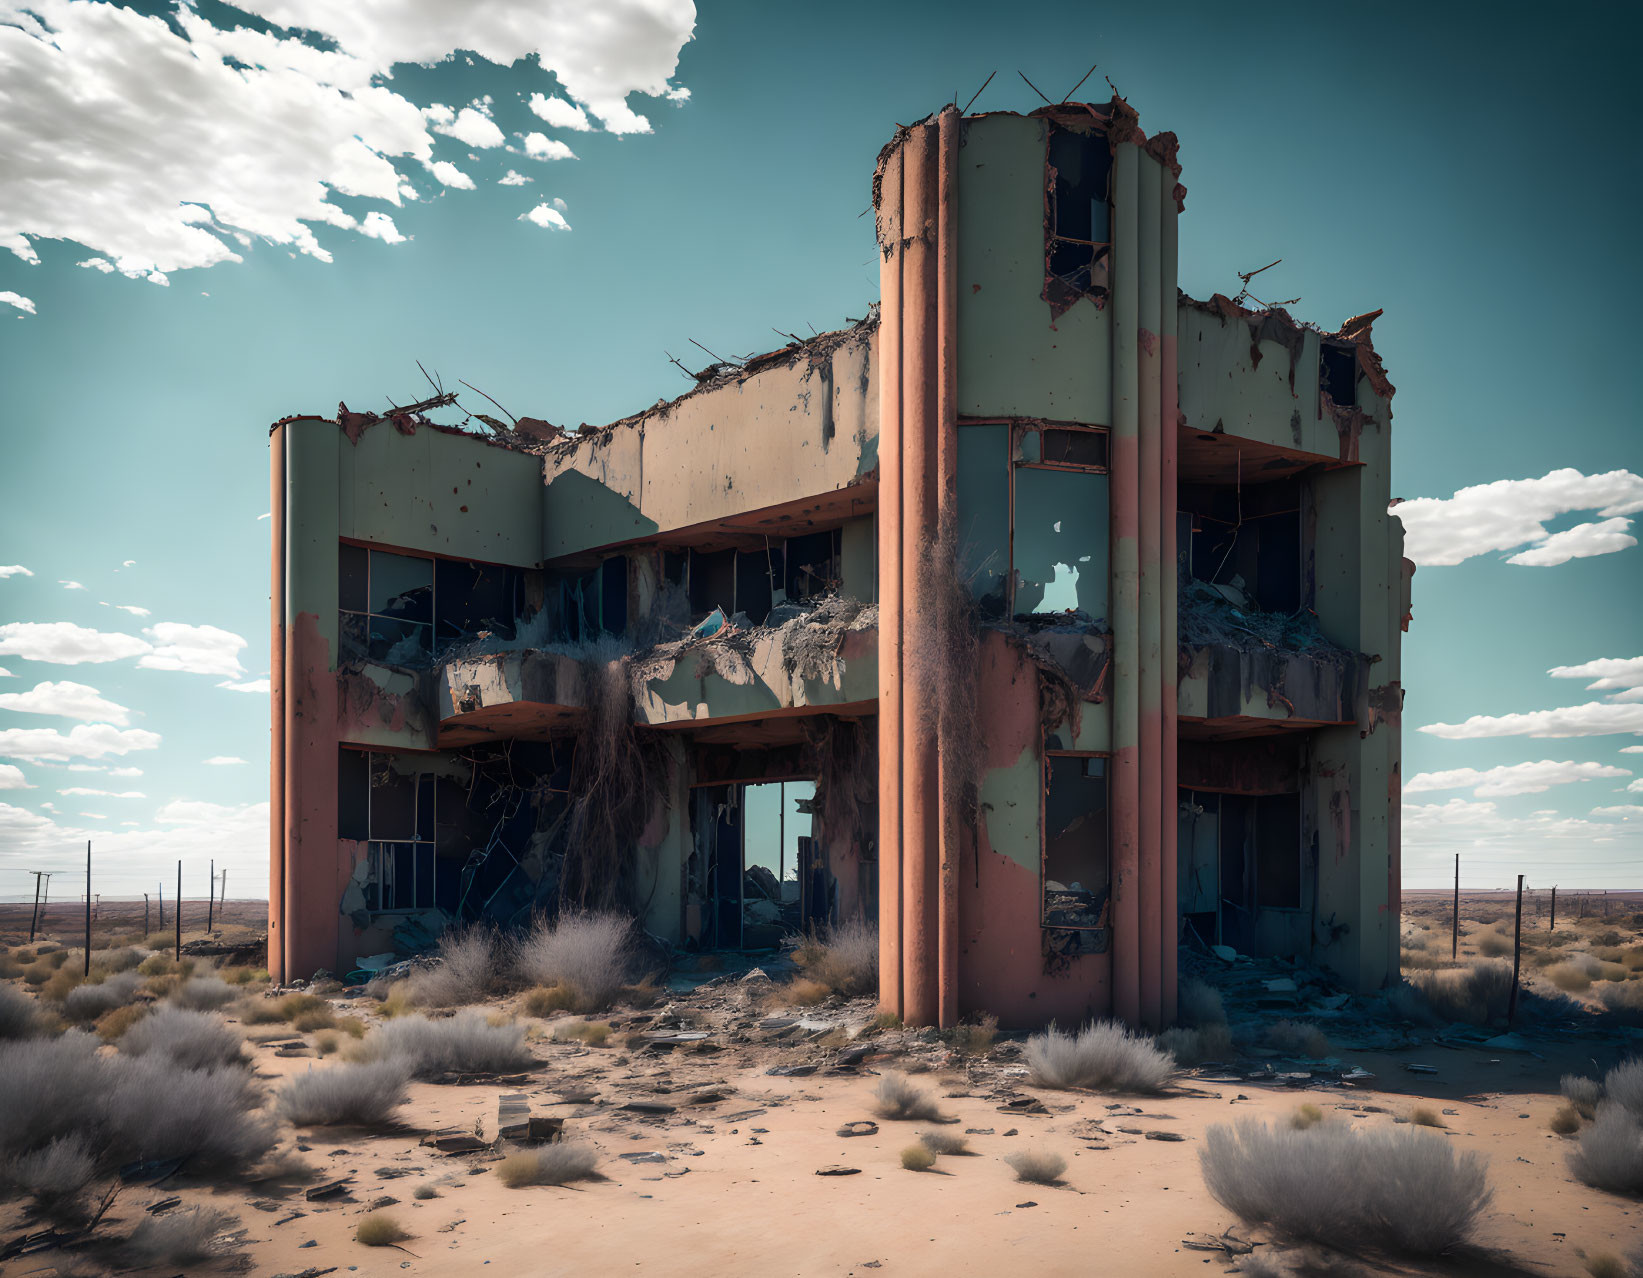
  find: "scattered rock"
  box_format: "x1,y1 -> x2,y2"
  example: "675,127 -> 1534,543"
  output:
815,1166 -> 861,1176
836,1121 -> 879,1138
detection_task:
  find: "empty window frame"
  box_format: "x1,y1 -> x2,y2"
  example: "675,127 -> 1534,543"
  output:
554,556 -> 629,643
1319,342 -> 1357,408
677,530 -> 841,627
337,749 -> 437,912
955,421 -> 1110,622
1042,752 -> 1111,929
341,544 -> 527,663
1044,124 -> 1113,313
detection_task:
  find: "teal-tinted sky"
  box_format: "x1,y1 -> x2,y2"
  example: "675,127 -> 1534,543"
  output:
1,0 -> 1639,897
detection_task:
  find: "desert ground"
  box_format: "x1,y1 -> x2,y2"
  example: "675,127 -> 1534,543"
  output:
1,894 -> 1641,1278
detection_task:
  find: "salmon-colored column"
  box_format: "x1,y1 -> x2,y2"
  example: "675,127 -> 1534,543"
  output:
900,121 -> 940,1028
875,145 -> 905,1018
1158,160 -> 1181,1027
1136,156 -> 1163,1031
269,428 -> 287,983
934,107 -> 960,1029
1108,142 -> 1142,1028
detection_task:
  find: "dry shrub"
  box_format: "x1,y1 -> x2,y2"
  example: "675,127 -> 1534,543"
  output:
0,983 -> 45,1040
0,953 -> 21,980
1550,961 -> 1595,993
128,1205 -> 242,1265
350,1010 -> 533,1078
950,1013 -> 998,1056
1290,1104 -> 1325,1130
39,967 -> 85,1004
900,1144 -> 935,1171
221,966 -> 265,985
119,1005 -> 244,1071
1025,1020 -> 1174,1093
1200,1119 -> 1492,1254
62,972 -> 142,1022
1265,1020 -> 1331,1058
413,1183 -> 439,1199
1606,1059 -> 1643,1119
402,925 -> 511,1007
522,985 -> 576,1017
378,984 -> 417,1018
796,917 -> 878,997
514,911 -> 636,1014
314,1030 -> 340,1056
240,991 -> 328,1025
291,1007 -> 339,1033
1005,1148 -> 1066,1184
104,1055 -> 276,1169
618,979 -> 662,1009
1550,1104 -> 1582,1135
1405,961 -> 1514,1026
93,1003 -> 148,1041
871,1072 -> 946,1122
552,1020 -> 610,1047
1622,948 -> 1643,972
1475,929 -> 1512,958
1158,1023 -> 1234,1066
1408,1106 -> 1445,1129
356,1212 -> 410,1246
94,948 -> 143,973
918,1130 -> 970,1155
171,975 -> 237,1011
137,954 -> 190,977
1564,1074 -> 1605,1119
1599,982 -> 1643,1025
1569,1102 -> 1643,1195
1585,1254 -> 1628,1278
275,1061 -> 411,1127
1179,979 -> 1226,1028
19,961 -> 52,986
6,1135 -> 97,1214
781,978 -> 832,1007
494,1142 -> 599,1187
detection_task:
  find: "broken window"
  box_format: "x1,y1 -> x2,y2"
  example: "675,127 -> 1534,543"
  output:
690,779 -> 819,949
1177,788 -> 1305,950
339,545 -> 434,664
1044,124 -> 1112,314
341,751 -> 438,912
783,529 -> 841,603
734,543 -> 784,626
956,423 -> 1010,618
1320,342 -> 1357,408
1013,425 -> 1109,621
1182,477 -> 1302,616
688,548 -> 735,618
1042,753 -> 1110,929
551,556 -> 629,642
434,558 -> 526,650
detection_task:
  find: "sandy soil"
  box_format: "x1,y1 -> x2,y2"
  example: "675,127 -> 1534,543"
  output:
4,906 -> 1643,1277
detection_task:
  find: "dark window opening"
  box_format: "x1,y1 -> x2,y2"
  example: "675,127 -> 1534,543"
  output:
600,556 -> 628,636
1320,342 -> 1357,408
734,545 -> 780,626
1042,754 -> 1110,929
1181,476 -> 1303,616
1039,428 -> 1108,469
1177,788 -> 1306,951
688,548 -> 736,617
1255,792 -> 1303,910
784,529 -> 841,603
1045,125 -> 1112,309
435,558 -> 525,648
340,544 -> 529,665
338,749 -> 442,912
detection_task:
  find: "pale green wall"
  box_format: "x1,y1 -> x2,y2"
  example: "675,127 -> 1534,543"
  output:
285,420 -> 341,656
957,115 -> 1112,422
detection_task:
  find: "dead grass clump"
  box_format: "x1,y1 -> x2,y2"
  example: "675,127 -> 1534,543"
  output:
514,911 -> 636,1014
1179,978 -> 1226,1028
795,917 -> 878,997
1550,1104 -> 1582,1135
128,1206 -> 241,1266
871,1072 -> 947,1122
1569,1102 -> 1643,1195
1564,1074 -> 1605,1119
62,972 -> 142,1022
1265,1020 -> 1331,1058
93,948 -> 143,973
1025,1020 -> 1174,1093
275,1061 -> 411,1127
356,1211 -> 410,1246
350,1010 -> 533,1078
39,967 -> 85,1004
1550,961 -> 1595,993
1290,1104 -> 1325,1130
171,975 -> 237,1011
402,925 -> 511,1008
1200,1119 -> 1491,1253
104,1055 -> 276,1169
781,978 -> 832,1007
552,1020 -> 611,1047
0,1034 -> 107,1156
1005,1148 -> 1067,1184
522,985 -> 577,1018
137,954 -> 191,977
1622,948 -> 1643,971
918,1130 -> 970,1156
1408,1105 -> 1446,1129
1475,929 -> 1512,958
6,1135 -> 97,1214
119,1005 -> 244,1071
1605,1059 -> 1643,1119
290,1007 -> 340,1033
1158,1023 -> 1235,1066
0,983 -> 45,1040
94,1003 -> 148,1041
1599,982 -> 1643,1025
494,1141 -> 599,1187
950,1013 -> 998,1056
900,1143 -> 936,1171
1406,961 -> 1515,1026
413,1183 -> 439,1199
239,991 -> 329,1025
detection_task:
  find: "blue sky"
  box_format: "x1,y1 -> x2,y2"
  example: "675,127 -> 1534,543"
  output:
0,0 -> 1639,897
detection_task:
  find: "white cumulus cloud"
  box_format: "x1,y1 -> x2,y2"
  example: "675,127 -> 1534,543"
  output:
0,764 -> 31,790
217,677 -> 271,694
203,755 -> 248,766
0,0 -> 694,288
1419,701 -> 1643,740
1393,468 -> 1643,567
498,169 -> 532,186
0,566 -> 34,578
57,580 -> 84,590
0,622 -> 150,664
107,766 -> 142,777
358,211 -> 405,244
521,202 -> 571,231
0,680 -> 132,724
527,93 -> 592,131
138,623 -> 247,677
59,786 -> 144,798
425,159 -> 476,189
1,291 -> 36,314
0,723 -> 160,762
522,132 -> 576,161
1549,656 -> 1643,701
1404,759 -> 1631,798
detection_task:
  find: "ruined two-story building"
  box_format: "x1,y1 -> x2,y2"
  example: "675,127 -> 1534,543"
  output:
268,96 -> 1412,1030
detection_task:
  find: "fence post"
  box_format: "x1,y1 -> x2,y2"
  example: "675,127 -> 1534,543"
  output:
1550,886 -> 1556,932
144,893 -> 150,937
1451,854 -> 1459,960
27,872 -> 43,943
207,858 -> 215,932
175,861 -> 182,959
83,841 -> 92,977
1507,874 -> 1525,1027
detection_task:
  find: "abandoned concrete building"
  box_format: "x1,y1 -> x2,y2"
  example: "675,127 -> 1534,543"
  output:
268,96 -> 1411,1030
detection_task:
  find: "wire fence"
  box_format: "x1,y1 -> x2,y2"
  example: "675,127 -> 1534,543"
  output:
0,893 -> 264,947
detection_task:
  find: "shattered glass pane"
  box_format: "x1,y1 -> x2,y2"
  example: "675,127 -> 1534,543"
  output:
369,550 -> 433,623
339,543 -> 368,613
368,617 -> 432,664
339,611 -> 368,664
369,756 -> 417,840
1013,467 -> 1108,620
1043,755 -> 1110,929
956,424 -> 1009,618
